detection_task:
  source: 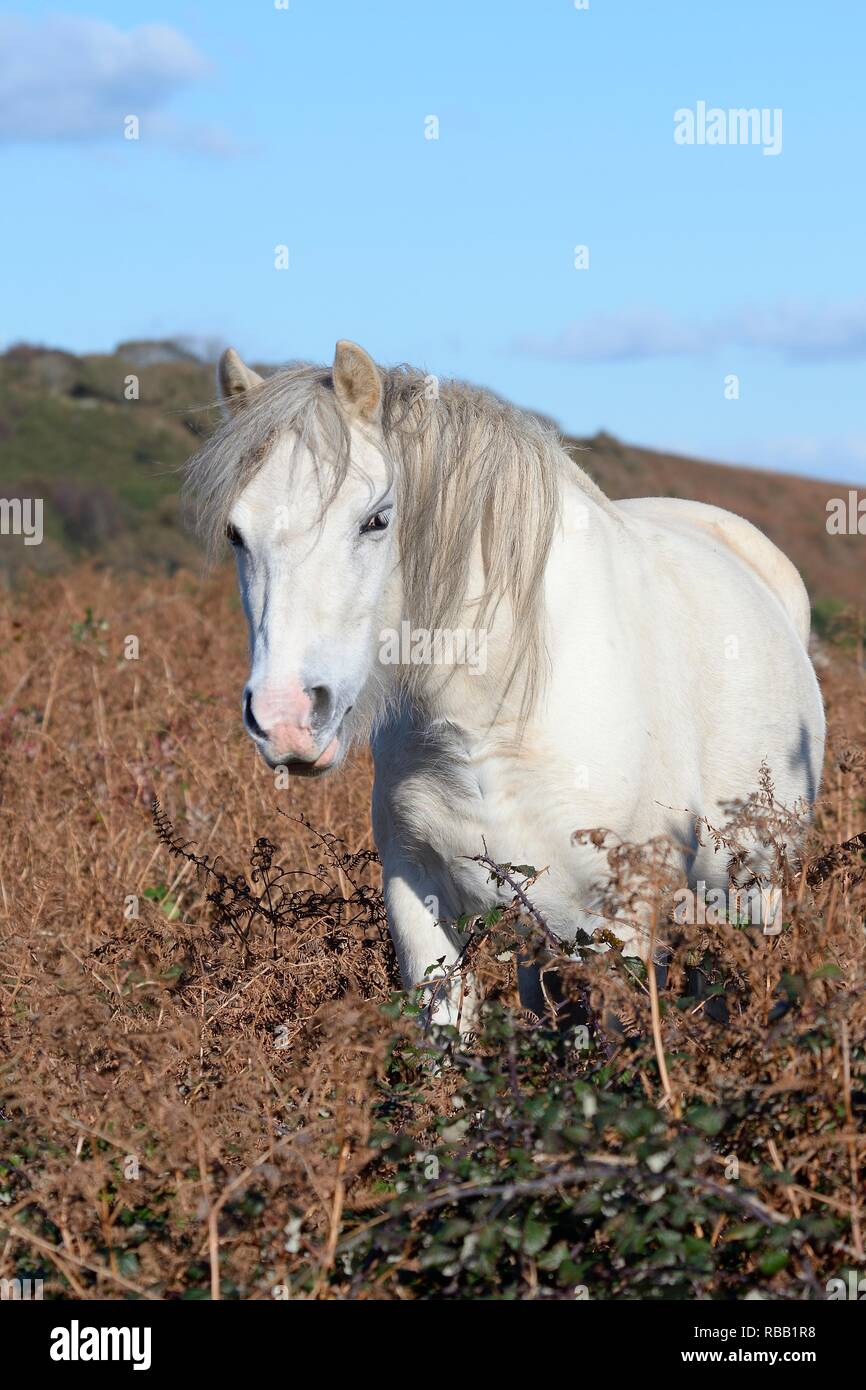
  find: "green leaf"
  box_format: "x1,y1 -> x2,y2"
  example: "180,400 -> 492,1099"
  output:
536,1240 -> 569,1271
687,1105 -> 726,1136
521,1218 -> 552,1256
724,1222 -> 764,1243
810,963 -> 842,981
759,1248 -> 789,1276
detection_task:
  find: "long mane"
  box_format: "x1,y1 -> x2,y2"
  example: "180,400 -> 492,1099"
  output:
185,360 -> 614,717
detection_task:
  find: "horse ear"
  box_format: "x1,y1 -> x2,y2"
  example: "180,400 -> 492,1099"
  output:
217,348 -> 264,417
332,340 -> 382,423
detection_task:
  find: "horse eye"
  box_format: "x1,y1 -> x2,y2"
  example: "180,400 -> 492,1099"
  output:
225,523 -> 243,547
360,510 -> 390,535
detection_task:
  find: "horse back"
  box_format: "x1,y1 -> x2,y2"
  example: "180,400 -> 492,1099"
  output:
614,496 -> 811,647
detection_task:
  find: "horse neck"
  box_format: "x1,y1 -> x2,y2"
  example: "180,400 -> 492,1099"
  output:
400,470 -> 614,738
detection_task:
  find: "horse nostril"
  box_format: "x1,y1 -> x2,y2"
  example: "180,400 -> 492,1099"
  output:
243,688 -> 267,741
307,684 -> 334,729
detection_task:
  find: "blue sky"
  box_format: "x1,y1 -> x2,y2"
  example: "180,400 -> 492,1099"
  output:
2,0 -> 865,481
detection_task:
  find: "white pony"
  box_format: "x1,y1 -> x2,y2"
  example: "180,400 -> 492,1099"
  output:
187,340 -> 825,1022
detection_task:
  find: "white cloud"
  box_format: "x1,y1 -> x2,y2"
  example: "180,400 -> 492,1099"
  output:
0,15 -> 242,155
515,309 -> 710,364
515,301 -> 866,364
731,302 -> 866,362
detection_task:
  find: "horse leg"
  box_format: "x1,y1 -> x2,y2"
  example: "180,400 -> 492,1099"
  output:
382,856 -> 478,1033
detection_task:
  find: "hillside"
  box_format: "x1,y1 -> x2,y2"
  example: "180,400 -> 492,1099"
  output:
1,561 -> 864,1301
1,343 -> 863,1302
0,342 -> 861,616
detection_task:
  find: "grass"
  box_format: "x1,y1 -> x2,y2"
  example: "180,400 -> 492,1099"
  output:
0,563 -> 864,1299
